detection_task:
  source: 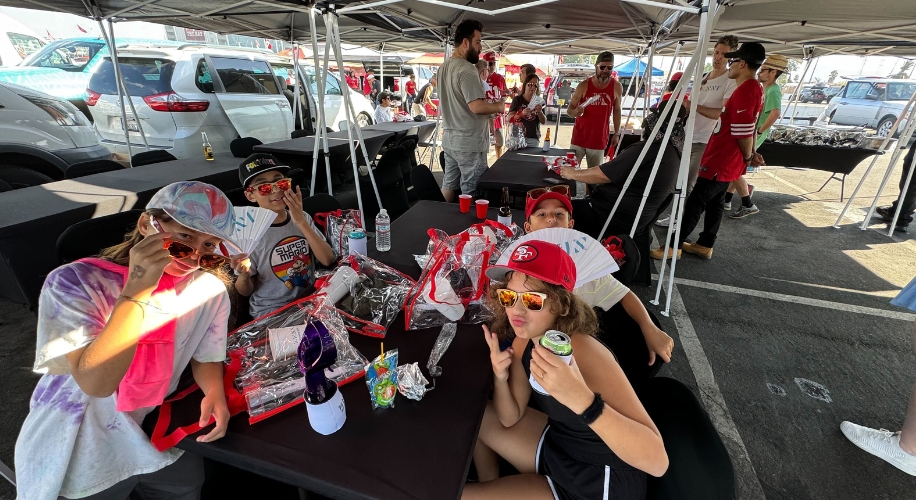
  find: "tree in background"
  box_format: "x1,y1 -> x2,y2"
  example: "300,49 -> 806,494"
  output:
778,58 -> 800,86
828,70 -> 839,84
891,60 -> 914,79
561,54 -> 597,64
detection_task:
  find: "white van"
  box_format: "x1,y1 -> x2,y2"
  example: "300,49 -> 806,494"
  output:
0,13 -> 45,67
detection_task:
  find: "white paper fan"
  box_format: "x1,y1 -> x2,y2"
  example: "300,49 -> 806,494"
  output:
230,206 -> 276,255
496,228 -> 618,288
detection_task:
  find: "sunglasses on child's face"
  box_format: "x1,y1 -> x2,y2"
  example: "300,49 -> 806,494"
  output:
246,178 -> 292,196
149,218 -> 229,270
497,289 -> 548,311
527,185 -> 571,199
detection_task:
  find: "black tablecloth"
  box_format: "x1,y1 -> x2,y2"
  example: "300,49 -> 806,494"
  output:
756,142 -> 881,175
172,202 -> 526,500
478,147 -> 577,198
0,156 -> 240,308
363,121 -> 437,144
255,130 -> 395,158
366,200 -> 526,279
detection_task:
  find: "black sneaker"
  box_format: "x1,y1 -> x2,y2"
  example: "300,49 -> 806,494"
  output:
875,206 -> 894,222
894,224 -> 909,234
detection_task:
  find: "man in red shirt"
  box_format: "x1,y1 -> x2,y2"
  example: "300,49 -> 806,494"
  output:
483,52 -> 508,157
567,51 -> 623,168
652,42 -> 766,261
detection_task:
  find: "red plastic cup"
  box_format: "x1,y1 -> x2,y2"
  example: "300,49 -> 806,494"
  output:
566,152 -> 576,161
459,194 -> 473,213
475,199 -> 489,219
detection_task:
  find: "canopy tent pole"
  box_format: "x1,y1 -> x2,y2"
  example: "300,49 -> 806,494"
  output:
653,0 -> 723,316
618,48 -> 647,154
379,42 -> 385,95
291,43 -> 307,132
95,19 -> 132,162
833,92 -> 916,227
323,6 -> 383,229
665,41 -> 684,85
784,48 -> 815,125
307,8 -> 335,196
889,147 -> 916,235
855,105 -> 916,232
107,19 -> 150,153
643,34 -> 655,112
428,34 -> 450,171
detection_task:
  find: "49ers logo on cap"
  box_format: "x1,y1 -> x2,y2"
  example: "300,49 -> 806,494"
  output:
512,245 -> 538,262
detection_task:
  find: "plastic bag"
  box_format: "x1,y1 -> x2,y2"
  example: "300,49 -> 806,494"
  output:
506,121 -> 527,151
405,229 -> 496,330
314,209 -> 362,258
462,220 -> 525,265
226,295 -> 368,423
314,253 -> 416,338
543,155 -> 580,175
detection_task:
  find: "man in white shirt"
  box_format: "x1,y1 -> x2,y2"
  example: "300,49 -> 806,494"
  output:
373,92 -> 394,123
657,34 -> 739,227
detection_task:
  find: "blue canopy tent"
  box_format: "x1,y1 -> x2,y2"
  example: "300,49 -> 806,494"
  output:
614,58 -> 664,78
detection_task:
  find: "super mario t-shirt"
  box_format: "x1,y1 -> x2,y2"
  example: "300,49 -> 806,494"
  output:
247,211 -> 327,319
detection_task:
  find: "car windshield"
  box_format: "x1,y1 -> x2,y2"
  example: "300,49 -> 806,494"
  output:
8,33 -> 44,61
887,82 -> 916,101
88,57 -> 176,97
21,40 -> 104,71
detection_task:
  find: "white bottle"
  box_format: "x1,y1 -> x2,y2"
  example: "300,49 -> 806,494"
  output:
375,209 -> 391,252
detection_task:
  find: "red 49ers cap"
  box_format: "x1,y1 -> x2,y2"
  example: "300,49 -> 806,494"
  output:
485,239 -> 576,291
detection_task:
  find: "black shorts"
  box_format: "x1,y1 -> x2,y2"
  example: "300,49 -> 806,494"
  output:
536,426 -> 647,500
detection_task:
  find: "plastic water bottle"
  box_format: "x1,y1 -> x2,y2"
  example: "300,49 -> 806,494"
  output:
375,209 -> 391,252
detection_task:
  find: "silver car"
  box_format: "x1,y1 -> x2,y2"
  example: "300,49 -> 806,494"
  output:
825,78 -> 916,137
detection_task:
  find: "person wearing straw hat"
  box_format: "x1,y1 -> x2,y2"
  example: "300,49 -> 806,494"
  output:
725,53 -> 788,219
15,181 -> 238,499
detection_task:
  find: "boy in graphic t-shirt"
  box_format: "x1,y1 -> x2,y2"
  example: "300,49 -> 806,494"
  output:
231,154 -> 336,319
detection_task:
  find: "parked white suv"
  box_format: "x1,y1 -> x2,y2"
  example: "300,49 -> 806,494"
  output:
825,78 -> 916,137
0,81 -> 110,188
264,55 -> 376,130
86,45 -> 294,159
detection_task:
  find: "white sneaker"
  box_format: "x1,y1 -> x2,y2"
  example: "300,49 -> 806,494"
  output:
841,421 -> 916,476
656,216 -> 670,227
723,201 -> 732,211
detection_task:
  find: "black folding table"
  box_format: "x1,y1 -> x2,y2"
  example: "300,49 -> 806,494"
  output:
171,201 -> 527,500
756,142 -> 883,201
477,146 -> 577,200
0,156 -> 240,309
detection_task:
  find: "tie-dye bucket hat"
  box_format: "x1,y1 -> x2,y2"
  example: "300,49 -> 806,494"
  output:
147,181 -> 240,253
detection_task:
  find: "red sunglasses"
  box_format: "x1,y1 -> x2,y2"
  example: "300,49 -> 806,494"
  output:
246,178 -> 292,196
150,218 -> 229,270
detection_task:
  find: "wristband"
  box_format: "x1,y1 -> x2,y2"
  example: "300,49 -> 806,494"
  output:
579,392 -> 605,425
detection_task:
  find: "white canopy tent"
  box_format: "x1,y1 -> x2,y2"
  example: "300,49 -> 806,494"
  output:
5,0 -> 915,315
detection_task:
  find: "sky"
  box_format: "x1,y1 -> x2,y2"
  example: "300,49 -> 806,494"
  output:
2,5 -> 913,84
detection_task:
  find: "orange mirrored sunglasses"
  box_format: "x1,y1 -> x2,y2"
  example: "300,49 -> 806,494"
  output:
150,218 -> 229,270
496,289 -> 548,311
246,178 -> 292,196
527,185 -> 571,200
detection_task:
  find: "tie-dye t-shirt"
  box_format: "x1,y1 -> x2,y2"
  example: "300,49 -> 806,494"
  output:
15,261 -> 229,500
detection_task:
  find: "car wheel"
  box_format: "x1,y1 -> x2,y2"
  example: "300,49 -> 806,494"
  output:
0,165 -> 55,190
877,117 -> 895,137
357,112 -> 372,128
